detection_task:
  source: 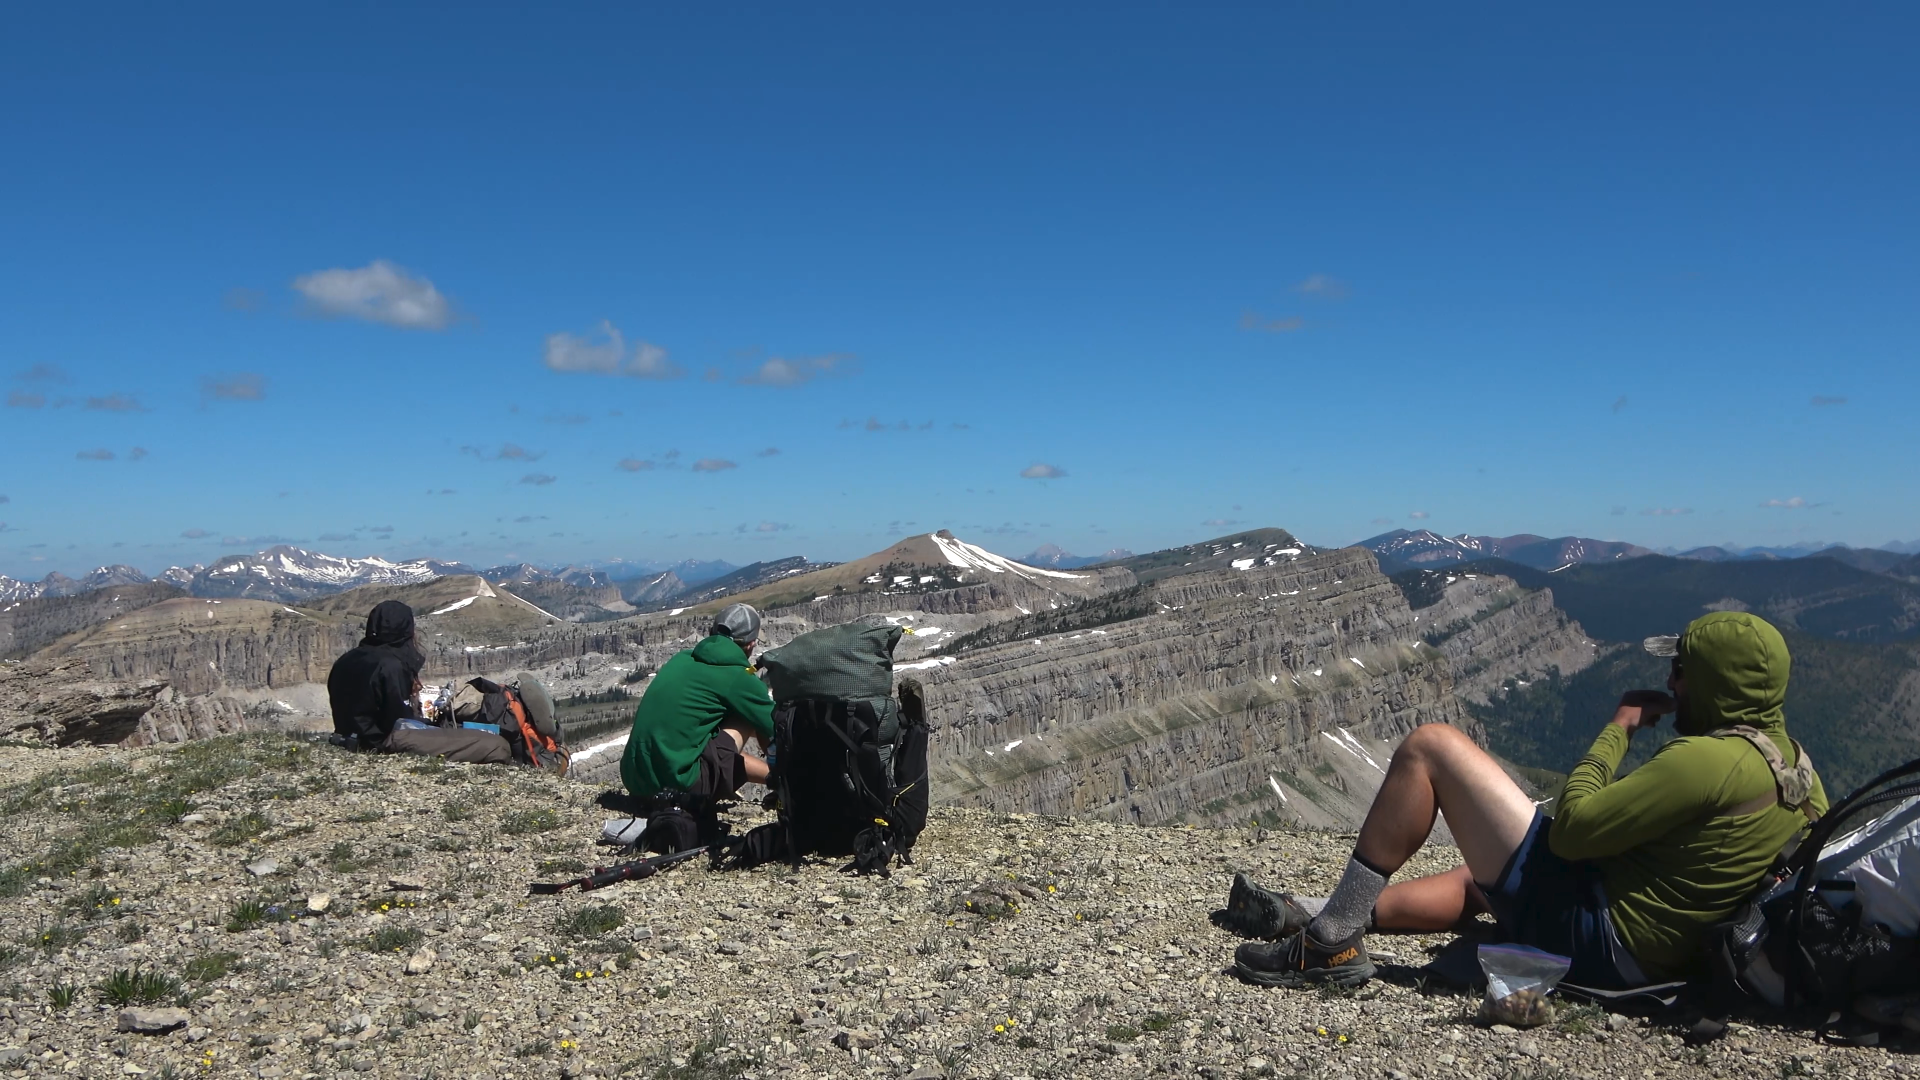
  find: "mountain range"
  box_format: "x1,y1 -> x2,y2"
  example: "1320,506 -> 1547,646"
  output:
1016,543 -> 1136,570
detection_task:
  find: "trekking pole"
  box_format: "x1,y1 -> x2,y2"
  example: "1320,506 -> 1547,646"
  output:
527,845 -> 707,895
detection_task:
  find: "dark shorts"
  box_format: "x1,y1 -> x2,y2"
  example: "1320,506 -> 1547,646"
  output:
689,731 -> 748,798
1481,810 -> 1648,989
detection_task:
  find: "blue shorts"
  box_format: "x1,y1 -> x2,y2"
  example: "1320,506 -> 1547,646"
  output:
1480,811 -> 1648,989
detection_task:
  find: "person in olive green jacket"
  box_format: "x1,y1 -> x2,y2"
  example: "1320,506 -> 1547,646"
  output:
620,603 -> 776,800
1231,610 -> 1824,990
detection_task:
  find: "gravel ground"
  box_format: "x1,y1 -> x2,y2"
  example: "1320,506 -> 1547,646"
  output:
0,735 -> 1910,1079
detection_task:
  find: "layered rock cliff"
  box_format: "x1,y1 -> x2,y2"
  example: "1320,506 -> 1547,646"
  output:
911,546 -> 1468,827
1410,571 -> 1601,704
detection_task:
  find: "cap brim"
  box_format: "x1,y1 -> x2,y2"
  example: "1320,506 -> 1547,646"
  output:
1642,635 -> 1681,658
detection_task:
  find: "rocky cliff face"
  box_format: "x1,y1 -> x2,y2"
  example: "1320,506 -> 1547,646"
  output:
1411,572 -> 1601,704
909,546 -> 1469,828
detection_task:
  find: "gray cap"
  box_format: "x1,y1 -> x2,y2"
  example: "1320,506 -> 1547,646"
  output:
712,602 -> 761,644
1643,635 -> 1681,657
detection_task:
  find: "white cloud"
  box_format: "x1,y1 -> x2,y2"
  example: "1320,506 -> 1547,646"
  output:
520,473 -> 558,486
180,528 -> 209,539
1762,497 -> 1810,509
1295,273 -> 1351,300
1409,511 -> 1430,520
1202,518 -> 1238,528
615,458 -> 654,472
1021,463 -> 1067,480
542,320 -> 682,379
1641,507 -> 1693,516
203,373 -> 266,401
76,449 -> 114,461
691,459 -> 737,473
739,354 -> 850,387
292,260 -> 452,330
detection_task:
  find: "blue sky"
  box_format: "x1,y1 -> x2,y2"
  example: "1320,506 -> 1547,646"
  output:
3,4 -> 1916,579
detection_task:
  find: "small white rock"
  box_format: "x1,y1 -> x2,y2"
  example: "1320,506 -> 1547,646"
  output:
306,893 -> 332,913
405,948 -> 437,975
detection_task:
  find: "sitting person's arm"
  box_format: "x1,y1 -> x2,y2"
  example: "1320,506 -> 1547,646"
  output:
1549,691 -> 1716,861
719,667 -> 776,747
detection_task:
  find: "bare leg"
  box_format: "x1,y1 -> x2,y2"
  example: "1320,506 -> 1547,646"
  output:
718,721 -> 771,785
1372,865 -> 1491,933
1355,723 -> 1536,884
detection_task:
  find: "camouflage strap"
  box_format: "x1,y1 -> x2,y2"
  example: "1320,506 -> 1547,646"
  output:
1715,725 -> 1819,821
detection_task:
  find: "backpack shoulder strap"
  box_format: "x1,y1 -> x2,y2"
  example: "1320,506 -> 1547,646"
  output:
1714,725 -> 1819,822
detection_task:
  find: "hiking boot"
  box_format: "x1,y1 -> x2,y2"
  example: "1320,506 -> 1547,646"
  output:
1212,872 -> 1314,940
1233,927 -> 1376,989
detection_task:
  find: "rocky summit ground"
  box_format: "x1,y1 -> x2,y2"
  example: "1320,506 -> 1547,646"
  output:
0,736 -> 1908,1080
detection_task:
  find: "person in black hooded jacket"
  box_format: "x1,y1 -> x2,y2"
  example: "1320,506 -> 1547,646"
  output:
327,600 -> 511,764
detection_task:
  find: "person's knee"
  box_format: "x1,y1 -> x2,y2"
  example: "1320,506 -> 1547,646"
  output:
1398,722 -> 1473,762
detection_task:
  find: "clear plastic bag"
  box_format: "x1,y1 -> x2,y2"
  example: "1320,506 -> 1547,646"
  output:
1477,944 -> 1571,1027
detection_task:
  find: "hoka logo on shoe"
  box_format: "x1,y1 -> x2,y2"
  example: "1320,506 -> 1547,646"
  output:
1327,946 -> 1359,966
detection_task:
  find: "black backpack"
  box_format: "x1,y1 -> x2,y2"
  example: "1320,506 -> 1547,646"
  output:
722,674 -> 931,876
1709,757 -> 1920,1018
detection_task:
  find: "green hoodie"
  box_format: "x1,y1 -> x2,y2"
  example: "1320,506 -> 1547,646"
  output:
1548,611 -> 1828,980
619,635 -> 775,799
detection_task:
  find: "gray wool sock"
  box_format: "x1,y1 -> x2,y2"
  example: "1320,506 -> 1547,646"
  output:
1305,855 -> 1389,942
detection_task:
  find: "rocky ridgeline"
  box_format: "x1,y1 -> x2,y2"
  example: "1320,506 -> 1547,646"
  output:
1411,574 -> 1600,706
915,547 -> 1470,828
0,735 -> 1893,1080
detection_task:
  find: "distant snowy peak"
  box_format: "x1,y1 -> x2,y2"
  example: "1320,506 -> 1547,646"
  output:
479,563 -> 610,589
189,545 -> 476,602
1362,530 -> 1650,573
1018,543 -> 1137,570
0,565 -> 153,602
931,532 -> 1085,580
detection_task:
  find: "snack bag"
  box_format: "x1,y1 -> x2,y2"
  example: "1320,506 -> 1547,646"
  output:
1476,944 -> 1571,1027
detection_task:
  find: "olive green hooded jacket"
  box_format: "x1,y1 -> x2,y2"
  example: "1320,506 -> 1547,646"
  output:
1548,611 -> 1829,980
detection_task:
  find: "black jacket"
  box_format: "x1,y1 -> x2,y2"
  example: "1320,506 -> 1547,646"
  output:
327,600 -> 424,748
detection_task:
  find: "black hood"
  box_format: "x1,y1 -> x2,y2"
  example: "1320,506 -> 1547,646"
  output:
362,600 -> 417,647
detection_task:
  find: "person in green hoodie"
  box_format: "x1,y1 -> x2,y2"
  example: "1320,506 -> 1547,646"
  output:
1229,610 -> 1826,990
620,603 -> 776,801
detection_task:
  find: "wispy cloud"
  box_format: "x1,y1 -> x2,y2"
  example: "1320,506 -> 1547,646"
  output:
1295,273 -> 1351,300
1370,517 -> 1394,526
6,391 -> 45,409
1240,311 -> 1304,333
461,443 -> 545,462
17,363 -> 68,384
292,260 -> 452,330
180,528 -> 210,539
203,373 -> 266,401
543,320 -> 682,379
1020,463 -> 1067,480
1202,518 -> 1238,528
1810,395 -> 1848,407
1409,511 -> 1430,520
691,459 -> 737,473
1762,497 -> 1816,509
756,448 -> 781,458
740,521 -> 790,533
129,447 -> 148,461
86,393 -> 147,412
1611,396 -> 1629,414
738,354 -> 851,387
76,449 -> 115,461
0,495 -> 8,504
543,412 -> 589,426
520,473 -> 557,486
615,458 -> 654,472
1641,507 -> 1693,516
318,532 -> 359,542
